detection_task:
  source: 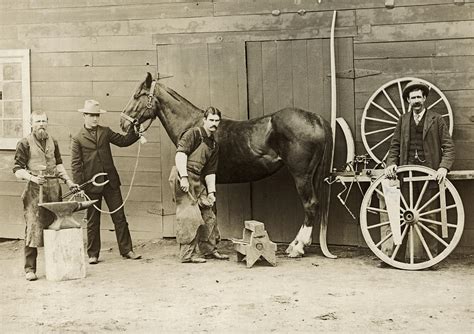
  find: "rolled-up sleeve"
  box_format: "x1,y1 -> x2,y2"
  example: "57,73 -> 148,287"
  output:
176,128 -> 201,155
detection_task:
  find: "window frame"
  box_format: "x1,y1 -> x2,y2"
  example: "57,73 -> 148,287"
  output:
0,49 -> 31,150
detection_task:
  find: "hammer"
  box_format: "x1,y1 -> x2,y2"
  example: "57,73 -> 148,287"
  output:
37,165 -> 47,204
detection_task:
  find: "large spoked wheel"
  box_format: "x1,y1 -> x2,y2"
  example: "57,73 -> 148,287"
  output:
360,166 -> 464,270
361,77 -> 453,164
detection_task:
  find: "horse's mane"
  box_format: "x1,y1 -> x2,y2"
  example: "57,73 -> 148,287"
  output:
159,83 -> 204,115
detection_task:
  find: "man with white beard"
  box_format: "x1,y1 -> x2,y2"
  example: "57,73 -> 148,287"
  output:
13,110 -> 78,281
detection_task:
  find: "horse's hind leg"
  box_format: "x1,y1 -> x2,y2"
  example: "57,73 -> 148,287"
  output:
285,174 -> 318,257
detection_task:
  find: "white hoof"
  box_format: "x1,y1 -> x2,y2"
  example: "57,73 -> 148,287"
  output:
286,241 -> 304,258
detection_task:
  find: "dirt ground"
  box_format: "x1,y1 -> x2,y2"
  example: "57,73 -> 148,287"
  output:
0,238 -> 472,333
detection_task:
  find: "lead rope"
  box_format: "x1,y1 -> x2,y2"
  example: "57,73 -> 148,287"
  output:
72,139 -> 142,215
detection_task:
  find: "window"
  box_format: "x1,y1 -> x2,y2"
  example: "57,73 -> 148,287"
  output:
0,49 -> 31,150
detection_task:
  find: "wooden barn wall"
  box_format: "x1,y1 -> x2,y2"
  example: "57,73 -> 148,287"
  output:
0,0 -> 472,252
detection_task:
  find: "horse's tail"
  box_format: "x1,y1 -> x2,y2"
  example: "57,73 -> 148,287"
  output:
313,119 -> 333,227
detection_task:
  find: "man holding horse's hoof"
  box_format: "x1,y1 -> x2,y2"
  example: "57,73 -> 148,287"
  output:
169,107 -> 229,263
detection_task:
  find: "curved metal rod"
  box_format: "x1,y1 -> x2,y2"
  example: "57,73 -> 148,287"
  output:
62,172 -> 109,199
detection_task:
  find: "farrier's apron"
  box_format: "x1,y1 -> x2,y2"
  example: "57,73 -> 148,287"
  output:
23,134 -> 62,247
169,140 -> 218,244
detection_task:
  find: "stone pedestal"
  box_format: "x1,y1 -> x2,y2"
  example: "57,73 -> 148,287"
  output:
43,228 -> 86,281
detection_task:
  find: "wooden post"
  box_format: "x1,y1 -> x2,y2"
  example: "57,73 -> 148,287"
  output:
43,228 -> 86,281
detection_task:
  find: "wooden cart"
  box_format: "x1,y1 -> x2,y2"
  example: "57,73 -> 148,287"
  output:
329,77 -> 473,270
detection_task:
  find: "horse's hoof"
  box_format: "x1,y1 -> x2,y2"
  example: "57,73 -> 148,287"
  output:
287,250 -> 303,258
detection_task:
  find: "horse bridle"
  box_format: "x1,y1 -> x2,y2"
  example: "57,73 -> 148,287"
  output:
121,79 -> 158,133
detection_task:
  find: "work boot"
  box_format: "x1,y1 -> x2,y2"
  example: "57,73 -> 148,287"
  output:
205,251 -> 229,260
182,257 -> 207,263
122,251 -> 142,260
88,257 -> 98,264
377,261 -> 391,269
25,272 -> 37,281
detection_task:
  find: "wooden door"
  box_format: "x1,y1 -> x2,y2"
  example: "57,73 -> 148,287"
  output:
246,38 -> 362,245
158,42 -> 251,239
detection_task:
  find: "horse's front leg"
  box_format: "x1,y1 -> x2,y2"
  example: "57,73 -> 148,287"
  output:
286,224 -> 313,258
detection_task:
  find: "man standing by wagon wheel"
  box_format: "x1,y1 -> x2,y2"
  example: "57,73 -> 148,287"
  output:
169,107 -> 229,263
380,80 -> 455,268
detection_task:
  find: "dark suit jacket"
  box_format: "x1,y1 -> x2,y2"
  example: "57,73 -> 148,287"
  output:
386,110 -> 455,171
71,126 -> 138,193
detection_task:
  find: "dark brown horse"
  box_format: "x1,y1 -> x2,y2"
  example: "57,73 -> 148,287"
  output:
121,73 -> 334,258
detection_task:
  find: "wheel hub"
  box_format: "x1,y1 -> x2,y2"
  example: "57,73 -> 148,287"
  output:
403,210 -> 419,225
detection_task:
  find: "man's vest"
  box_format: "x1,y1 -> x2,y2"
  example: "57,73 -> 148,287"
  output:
26,133 -> 57,175
408,113 -> 426,164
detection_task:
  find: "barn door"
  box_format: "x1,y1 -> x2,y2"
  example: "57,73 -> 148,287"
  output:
246,38 -> 360,244
158,42 -> 251,239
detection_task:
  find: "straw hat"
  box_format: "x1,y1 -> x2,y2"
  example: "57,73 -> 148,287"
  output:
402,80 -> 430,100
78,100 -> 107,114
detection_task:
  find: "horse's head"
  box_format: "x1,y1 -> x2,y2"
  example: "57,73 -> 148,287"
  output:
120,72 -> 158,132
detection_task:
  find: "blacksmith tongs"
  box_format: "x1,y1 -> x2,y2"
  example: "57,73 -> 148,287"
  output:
62,172 -> 109,199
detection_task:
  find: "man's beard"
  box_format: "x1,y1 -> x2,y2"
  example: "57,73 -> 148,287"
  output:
34,128 -> 49,141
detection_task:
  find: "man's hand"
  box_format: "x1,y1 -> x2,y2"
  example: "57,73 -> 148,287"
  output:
207,192 -> 216,206
66,180 -> 80,192
179,176 -> 189,192
436,167 -> 448,184
384,164 -> 398,179
30,175 -> 46,185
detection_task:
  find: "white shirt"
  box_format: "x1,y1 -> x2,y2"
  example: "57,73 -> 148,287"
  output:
413,109 -> 426,125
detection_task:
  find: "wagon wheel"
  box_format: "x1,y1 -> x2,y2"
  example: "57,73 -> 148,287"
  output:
361,77 -> 453,164
360,165 -> 464,270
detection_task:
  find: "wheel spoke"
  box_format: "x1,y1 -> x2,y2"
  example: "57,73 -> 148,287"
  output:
370,101 -> 399,121
375,222 -> 407,248
381,150 -> 390,163
418,191 -> 441,213
391,224 -> 409,260
367,206 -> 388,214
414,224 -> 433,260
368,220 -> 391,230
398,81 -> 406,115
370,133 -> 394,151
365,126 -> 396,136
418,221 -> 449,247
409,171 -> 414,208
382,89 -> 402,117
427,97 -> 443,111
414,180 -> 429,210
419,217 -> 457,229
419,204 -> 457,217
365,116 -> 398,125
409,226 -> 415,264
400,190 -> 409,210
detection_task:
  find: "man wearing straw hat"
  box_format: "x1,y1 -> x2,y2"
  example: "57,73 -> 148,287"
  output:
13,110 -> 78,281
71,100 -> 141,264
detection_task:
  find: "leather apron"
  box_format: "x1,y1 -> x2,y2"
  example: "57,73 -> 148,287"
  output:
23,134 -> 62,247
169,140 -> 218,244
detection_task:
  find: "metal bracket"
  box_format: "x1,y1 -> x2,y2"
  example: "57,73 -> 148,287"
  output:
327,68 -> 382,79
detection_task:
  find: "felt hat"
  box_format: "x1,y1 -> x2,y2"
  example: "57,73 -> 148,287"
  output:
402,80 -> 430,100
78,100 -> 107,114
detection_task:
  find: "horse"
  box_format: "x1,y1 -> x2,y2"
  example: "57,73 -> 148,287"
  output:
121,72 -> 334,258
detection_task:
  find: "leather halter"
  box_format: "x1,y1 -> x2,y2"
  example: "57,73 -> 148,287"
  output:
121,79 -> 157,131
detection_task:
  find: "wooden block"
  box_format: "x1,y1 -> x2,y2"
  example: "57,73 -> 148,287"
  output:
43,228 -> 86,281
244,220 -> 265,235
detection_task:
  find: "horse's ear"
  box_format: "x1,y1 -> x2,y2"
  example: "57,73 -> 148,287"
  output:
145,72 -> 153,89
